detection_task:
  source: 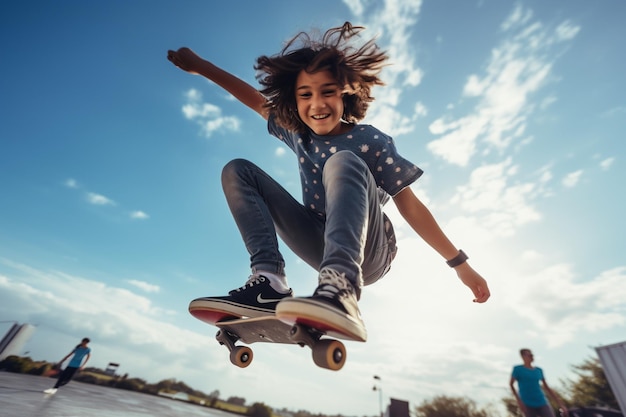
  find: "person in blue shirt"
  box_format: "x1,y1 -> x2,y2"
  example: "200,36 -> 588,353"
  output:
44,337 -> 91,395
167,22 -> 490,340
510,348 -> 568,417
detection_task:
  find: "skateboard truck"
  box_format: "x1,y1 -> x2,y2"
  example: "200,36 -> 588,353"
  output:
215,322 -> 347,370
215,328 -> 255,368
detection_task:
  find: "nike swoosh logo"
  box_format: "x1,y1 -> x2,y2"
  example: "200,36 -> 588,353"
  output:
257,294 -> 283,304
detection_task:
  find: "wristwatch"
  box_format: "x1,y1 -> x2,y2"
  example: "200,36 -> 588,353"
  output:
446,250 -> 468,268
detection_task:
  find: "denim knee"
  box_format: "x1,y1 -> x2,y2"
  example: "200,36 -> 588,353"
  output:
222,159 -> 262,193
222,158 -> 251,182
323,151 -> 367,179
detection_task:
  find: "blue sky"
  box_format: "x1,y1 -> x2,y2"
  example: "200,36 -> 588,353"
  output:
1,0 -> 625,415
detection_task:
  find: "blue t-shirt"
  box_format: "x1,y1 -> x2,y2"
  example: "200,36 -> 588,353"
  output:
268,115 -> 423,215
68,346 -> 91,368
512,365 -> 547,407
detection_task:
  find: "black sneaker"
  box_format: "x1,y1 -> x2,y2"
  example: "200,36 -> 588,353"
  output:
276,268 -> 366,341
189,275 -> 293,323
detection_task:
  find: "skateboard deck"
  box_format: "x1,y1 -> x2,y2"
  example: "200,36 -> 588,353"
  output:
191,310 -> 349,370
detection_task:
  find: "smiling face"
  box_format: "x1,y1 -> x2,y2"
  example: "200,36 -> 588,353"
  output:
295,69 -> 348,136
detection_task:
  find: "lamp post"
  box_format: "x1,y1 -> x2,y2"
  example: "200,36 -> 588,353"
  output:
372,375 -> 383,417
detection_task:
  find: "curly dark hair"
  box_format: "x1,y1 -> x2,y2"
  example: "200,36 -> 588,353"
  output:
255,22 -> 388,133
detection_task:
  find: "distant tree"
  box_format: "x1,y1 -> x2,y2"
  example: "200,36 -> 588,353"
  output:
0,355 -> 29,373
159,378 -> 193,393
146,378 -> 181,395
0,355 -> 47,375
501,396 -> 523,417
115,377 -> 147,392
227,396 -> 247,406
28,362 -> 48,375
415,395 -> 495,417
207,389 -> 220,407
248,402 -> 272,417
75,373 -> 100,384
561,356 -> 619,410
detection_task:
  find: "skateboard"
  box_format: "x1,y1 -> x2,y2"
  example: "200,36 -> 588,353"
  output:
190,307 -> 351,371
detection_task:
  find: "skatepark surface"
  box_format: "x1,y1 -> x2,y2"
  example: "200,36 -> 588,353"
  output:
0,371 -> 237,417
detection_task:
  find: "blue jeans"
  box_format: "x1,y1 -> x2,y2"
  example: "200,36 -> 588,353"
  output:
221,151 -> 397,297
54,366 -> 78,388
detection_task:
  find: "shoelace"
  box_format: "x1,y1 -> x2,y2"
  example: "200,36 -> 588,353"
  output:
315,269 -> 362,319
231,275 -> 266,293
315,268 -> 352,298
314,284 -> 340,298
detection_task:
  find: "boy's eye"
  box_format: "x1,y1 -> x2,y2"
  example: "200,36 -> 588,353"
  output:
297,88 -> 339,100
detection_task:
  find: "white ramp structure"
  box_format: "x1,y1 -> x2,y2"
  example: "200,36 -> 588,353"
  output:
0,323 -> 36,360
596,341 -> 626,414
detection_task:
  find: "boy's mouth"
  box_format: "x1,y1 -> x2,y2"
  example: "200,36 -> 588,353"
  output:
312,114 -> 330,120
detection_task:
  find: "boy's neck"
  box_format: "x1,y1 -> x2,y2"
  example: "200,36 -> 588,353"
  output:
315,121 -> 354,136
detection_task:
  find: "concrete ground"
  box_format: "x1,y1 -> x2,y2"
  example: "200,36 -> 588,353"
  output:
0,372 -> 236,417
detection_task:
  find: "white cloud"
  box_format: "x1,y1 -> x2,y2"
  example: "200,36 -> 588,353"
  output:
450,158 -> 543,237
86,192 -> 116,206
502,264 -> 626,348
128,279 -> 160,293
353,228 -> 626,407
599,157 -> 614,171
182,101 -> 220,120
130,210 -> 149,220
414,101 -> 428,118
337,0 -> 424,139
427,115 -> 483,166
341,0 -> 366,16
555,20 -> 581,41
601,106 -> 626,118
0,259 -> 212,381
202,116 -> 240,136
367,104 -> 416,137
562,170 -> 583,188
370,0 -> 424,89
182,88 -> 241,138
427,6 -> 580,166
540,96 -> 557,110
500,4 -> 533,32
64,178 -> 79,188
64,179 -> 146,220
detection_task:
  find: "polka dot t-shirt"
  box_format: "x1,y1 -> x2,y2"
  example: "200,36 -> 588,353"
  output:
268,115 -> 423,215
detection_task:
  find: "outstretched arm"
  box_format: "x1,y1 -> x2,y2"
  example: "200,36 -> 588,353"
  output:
58,350 -> 74,365
167,47 -> 268,119
542,379 -> 568,416
392,187 -> 490,303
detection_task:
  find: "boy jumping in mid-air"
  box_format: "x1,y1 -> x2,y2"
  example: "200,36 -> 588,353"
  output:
167,22 -> 490,341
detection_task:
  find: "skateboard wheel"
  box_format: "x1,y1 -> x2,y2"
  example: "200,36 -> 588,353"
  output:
230,346 -> 253,368
312,339 -> 346,371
